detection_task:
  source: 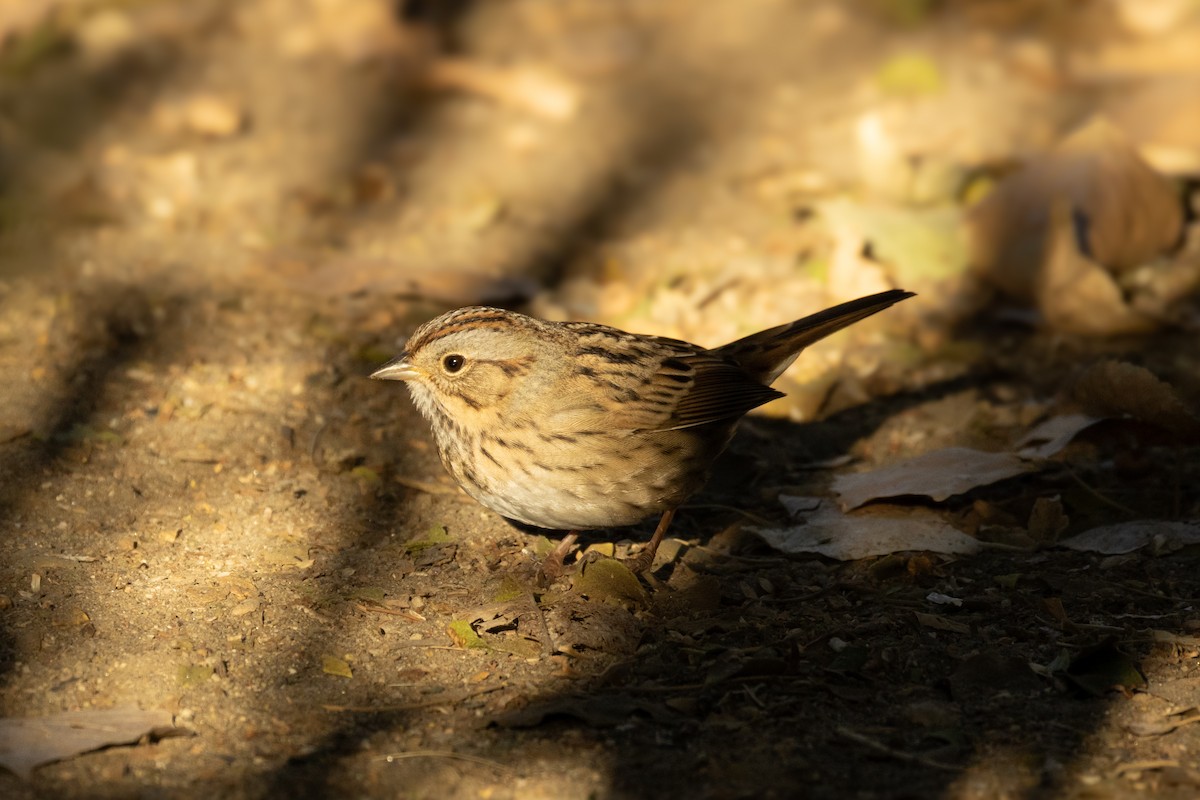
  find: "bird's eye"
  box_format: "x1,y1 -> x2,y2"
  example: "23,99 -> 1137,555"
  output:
442,354 -> 466,373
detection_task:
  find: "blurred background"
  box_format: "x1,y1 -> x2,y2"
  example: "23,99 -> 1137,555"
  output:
1,1 -> 1199,798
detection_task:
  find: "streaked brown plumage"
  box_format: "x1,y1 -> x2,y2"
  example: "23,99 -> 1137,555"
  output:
372,289 -> 913,573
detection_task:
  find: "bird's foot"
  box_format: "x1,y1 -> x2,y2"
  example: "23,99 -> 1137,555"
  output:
535,532 -> 579,586
621,508 -> 676,574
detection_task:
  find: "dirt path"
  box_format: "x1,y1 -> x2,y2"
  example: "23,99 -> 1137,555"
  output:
1,1 -> 1199,798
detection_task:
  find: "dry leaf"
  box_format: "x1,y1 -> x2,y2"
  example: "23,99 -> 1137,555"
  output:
1016,414 -> 1102,458
321,654 -> 354,678
832,447 -> 1036,510
423,59 -> 580,121
969,117 -> 1183,329
0,708 -> 178,779
1059,520 -> 1200,555
1069,361 -> 1200,437
1035,199 -> 1158,335
1027,496 -> 1069,543
446,621 -> 488,650
573,559 -> 649,608
753,498 -> 981,560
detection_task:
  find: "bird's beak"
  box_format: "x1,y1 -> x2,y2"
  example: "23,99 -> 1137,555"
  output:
370,357 -> 419,381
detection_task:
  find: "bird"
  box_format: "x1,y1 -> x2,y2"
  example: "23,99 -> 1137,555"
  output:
371,288 -> 913,576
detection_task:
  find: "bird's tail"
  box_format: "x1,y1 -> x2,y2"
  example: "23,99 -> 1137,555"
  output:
716,289 -> 914,384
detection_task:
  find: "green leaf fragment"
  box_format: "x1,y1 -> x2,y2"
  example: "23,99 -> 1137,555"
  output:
491,575 -> 527,604
349,466 -> 380,483
177,664 -> 212,688
446,620 -> 488,650
573,558 -> 649,608
321,654 -> 353,678
405,525 -> 452,553
877,53 -> 943,96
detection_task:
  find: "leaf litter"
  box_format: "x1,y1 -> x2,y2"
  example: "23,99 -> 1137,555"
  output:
2,3 -> 1200,799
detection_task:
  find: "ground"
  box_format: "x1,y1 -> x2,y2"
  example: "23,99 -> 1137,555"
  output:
1,0 -> 1199,798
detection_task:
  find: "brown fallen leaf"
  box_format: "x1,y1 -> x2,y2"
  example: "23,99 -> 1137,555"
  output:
969,117 -> 1183,331
0,708 -> 181,779
1069,360 -> 1200,438
1035,199 -> 1159,335
1027,496 -> 1069,544
831,448 -> 1037,511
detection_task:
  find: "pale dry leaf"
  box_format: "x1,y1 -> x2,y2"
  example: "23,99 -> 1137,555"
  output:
1036,199 -> 1158,335
1016,413 -> 1102,458
1069,360 -> 1200,437
831,447 -> 1036,511
423,59 -> 580,121
969,117 -> 1183,307
1059,520 -> 1200,555
0,708 -> 177,779
753,498 -> 981,560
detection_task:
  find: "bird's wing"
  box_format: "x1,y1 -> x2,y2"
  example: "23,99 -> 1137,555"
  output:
583,346 -> 781,432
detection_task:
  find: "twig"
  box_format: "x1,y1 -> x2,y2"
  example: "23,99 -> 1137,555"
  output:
1060,464 -> 1139,516
309,419 -> 330,465
376,749 -> 513,772
835,726 -> 960,772
394,476 -> 464,496
1112,759 -> 1180,777
526,590 -> 555,658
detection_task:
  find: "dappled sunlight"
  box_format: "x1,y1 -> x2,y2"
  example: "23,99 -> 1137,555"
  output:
0,1 -> 1198,798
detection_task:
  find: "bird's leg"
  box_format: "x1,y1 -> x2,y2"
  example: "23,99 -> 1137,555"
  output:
537,531 -> 579,583
626,509 -> 675,574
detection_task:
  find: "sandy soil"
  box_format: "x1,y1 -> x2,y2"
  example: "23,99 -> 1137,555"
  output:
1,1 -> 1199,798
